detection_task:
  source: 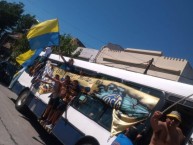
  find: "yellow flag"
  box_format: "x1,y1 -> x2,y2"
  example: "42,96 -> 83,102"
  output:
27,19 -> 59,39
16,49 -> 35,65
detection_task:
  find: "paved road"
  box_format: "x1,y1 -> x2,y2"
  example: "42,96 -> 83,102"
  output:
0,84 -> 63,145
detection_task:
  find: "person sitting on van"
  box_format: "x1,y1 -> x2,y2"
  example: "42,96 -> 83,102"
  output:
38,74 -> 60,123
80,86 -> 91,95
70,80 -> 81,93
149,110 -> 185,145
59,54 -> 75,72
54,80 -> 80,116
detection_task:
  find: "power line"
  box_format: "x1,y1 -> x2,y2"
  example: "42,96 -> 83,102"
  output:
14,0 -> 163,65
27,0 -> 107,48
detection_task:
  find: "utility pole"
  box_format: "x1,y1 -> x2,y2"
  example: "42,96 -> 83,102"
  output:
144,58 -> 154,74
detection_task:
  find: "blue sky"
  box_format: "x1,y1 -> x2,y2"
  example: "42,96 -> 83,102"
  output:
8,0 -> 193,66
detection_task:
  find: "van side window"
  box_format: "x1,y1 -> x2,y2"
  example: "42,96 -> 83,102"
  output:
72,94 -> 105,120
72,94 -> 113,131
167,95 -> 193,109
98,107 -> 113,131
140,87 -> 165,98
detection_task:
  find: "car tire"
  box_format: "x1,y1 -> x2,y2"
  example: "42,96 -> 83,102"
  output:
74,137 -> 99,145
15,89 -> 30,113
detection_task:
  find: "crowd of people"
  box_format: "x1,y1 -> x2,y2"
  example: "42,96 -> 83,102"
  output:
29,48 -> 80,130
38,74 -> 81,130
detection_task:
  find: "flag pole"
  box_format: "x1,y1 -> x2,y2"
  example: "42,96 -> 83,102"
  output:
161,94 -> 193,114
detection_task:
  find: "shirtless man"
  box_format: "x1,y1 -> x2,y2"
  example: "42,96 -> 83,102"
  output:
46,80 -> 79,127
59,54 -> 75,72
38,74 -> 60,122
44,75 -> 71,129
149,110 -> 185,145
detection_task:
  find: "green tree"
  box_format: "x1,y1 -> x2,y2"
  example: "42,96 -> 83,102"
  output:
10,14 -> 38,64
0,1 -> 81,65
10,36 -> 30,66
53,34 -> 80,57
0,1 -> 38,65
0,1 -> 24,35
13,14 -> 38,33
0,1 -> 37,35
11,34 -> 81,66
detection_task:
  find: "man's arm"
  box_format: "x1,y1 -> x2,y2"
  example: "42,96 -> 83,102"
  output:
150,111 -> 162,132
36,79 -> 52,84
45,74 -> 60,83
60,54 -> 66,63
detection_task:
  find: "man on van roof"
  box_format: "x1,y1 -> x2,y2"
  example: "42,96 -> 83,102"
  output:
59,54 -> 75,72
149,110 -> 185,145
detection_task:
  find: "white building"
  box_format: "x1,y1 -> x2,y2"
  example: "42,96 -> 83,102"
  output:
74,43 -> 193,85
73,47 -> 99,62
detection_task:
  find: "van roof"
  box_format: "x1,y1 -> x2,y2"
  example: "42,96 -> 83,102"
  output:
48,53 -> 193,98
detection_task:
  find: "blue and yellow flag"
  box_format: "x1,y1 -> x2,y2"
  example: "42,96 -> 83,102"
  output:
27,19 -> 59,50
16,49 -> 35,65
16,19 -> 59,67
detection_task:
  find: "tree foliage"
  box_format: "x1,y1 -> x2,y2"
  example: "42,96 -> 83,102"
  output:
53,34 -> 78,57
10,36 -> 30,65
0,1 -> 38,35
13,14 -> 38,33
0,1 -> 24,34
0,1 -> 81,66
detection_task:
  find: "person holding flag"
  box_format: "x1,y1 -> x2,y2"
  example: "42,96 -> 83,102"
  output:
8,19 -> 60,89
29,46 -> 53,76
149,110 -> 185,145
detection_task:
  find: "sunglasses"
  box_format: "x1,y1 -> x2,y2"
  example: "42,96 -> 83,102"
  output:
167,117 -> 180,122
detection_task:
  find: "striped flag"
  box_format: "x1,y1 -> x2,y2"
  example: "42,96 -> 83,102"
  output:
27,18 -> 59,50
10,19 -> 60,89
16,18 -> 59,67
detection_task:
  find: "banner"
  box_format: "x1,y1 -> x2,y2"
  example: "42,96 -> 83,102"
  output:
36,62 -> 160,136
111,109 -> 147,136
36,60 -> 55,94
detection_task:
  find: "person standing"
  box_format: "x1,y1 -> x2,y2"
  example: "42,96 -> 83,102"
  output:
38,74 -> 60,123
149,110 -> 185,145
45,79 -> 80,130
43,75 -> 71,129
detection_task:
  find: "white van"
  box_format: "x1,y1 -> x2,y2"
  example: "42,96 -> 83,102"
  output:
11,53 -> 193,145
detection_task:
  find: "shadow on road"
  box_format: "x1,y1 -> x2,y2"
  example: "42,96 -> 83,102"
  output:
9,98 -> 16,104
32,136 -> 46,145
20,110 -> 63,145
9,96 -> 63,145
